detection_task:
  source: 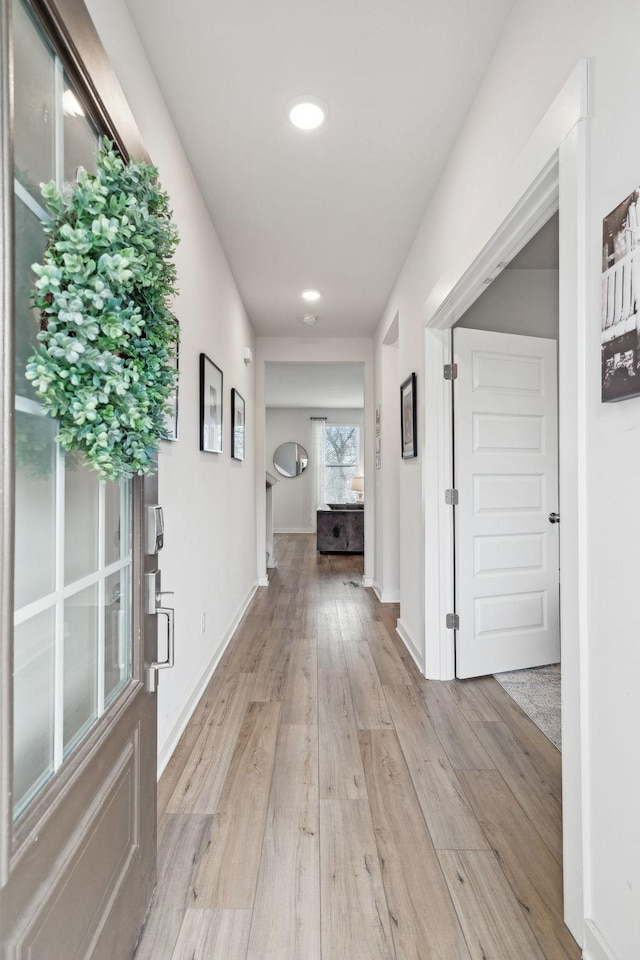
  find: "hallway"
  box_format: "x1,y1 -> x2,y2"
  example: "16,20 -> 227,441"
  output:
136,534 -> 579,960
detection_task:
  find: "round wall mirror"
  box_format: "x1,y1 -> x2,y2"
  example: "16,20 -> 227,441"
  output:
273,442 -> 309,478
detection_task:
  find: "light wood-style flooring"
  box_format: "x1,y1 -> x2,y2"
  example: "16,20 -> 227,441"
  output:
136,534 -> 580,960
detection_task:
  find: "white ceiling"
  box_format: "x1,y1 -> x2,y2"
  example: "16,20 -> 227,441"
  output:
265,362 -> 364,408
125,0 -> 515,338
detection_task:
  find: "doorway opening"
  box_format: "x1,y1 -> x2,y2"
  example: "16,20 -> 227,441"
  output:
420,59 -> 589,944
263,361 -> 366,566
452,214 -> 561,749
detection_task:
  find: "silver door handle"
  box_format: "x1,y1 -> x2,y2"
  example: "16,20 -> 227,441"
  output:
548,512 -> 560,524
146,604 -> 175,692
144,572 -> 176,692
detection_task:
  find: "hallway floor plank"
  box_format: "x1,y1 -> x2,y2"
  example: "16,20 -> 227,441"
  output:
139,534 -> 580,960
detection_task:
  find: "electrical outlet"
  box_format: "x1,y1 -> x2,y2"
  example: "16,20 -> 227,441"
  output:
200,611 -> 206,635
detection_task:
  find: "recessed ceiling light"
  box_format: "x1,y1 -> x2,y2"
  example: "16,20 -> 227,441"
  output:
302,314 -> 318,326
302,289 -> 321,302
288,97 -> 327,131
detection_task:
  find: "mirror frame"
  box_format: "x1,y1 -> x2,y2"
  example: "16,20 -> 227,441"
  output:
273,441 -> 309,478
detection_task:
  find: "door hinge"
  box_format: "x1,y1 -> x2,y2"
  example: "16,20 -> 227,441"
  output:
446,613 -> 459,630
445,488 -> 459,505
444,363 -> 458,380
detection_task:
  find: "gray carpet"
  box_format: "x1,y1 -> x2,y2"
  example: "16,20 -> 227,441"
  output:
494,663 -> 561,751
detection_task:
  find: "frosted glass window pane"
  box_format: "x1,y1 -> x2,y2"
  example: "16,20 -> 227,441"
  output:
64,458 -> 99,584
13,608 -> 55,817
105,481 -> 130,565
63,79 -> 98,181
13,0 -> 55,197
14,197 -> 47,401
63,585 -> 98,755
14,411 -> 57,609
104,568 -> 131,705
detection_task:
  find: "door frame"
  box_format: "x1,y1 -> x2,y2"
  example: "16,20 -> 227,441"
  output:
421,61 -> 590,943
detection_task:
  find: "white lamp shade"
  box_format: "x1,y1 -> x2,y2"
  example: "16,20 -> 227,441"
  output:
351,476 -> 364,492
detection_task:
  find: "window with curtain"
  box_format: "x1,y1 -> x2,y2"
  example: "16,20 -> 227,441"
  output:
323,424 -> 360,503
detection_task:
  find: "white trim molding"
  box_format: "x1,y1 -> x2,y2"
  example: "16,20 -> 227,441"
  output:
372,582 -> 400,604
156,581 -> 258,778
583,921 -> 619,960
396,619 -> 424,675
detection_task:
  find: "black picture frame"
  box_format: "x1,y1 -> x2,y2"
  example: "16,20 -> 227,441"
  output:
231,388 -> 245,461
400,372 -> 417,458
161,348 -> 179,441
601,187 -> 640,401
199,353 -> 223,453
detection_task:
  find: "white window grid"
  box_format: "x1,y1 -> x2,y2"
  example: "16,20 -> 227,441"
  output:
12,46 -> 132,817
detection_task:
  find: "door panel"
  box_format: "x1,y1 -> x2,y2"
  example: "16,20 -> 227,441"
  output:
1,0 -> 160,955
454,328 -> 560,678
12,735 -> 139,959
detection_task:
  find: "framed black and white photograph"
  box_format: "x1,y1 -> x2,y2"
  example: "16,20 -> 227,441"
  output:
602,187 -> 640,401
231,388 -> 245,460
400,372 -> 417,458
200,353 -> 223,452
161,348 -> 179,441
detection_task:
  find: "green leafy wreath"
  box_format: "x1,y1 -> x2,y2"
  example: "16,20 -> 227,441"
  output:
26,138 -> 180,481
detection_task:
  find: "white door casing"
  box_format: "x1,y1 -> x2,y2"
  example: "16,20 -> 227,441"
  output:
453,328 -> 560,678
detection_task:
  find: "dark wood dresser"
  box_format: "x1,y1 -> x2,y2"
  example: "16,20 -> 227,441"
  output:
316,504 -> 364,554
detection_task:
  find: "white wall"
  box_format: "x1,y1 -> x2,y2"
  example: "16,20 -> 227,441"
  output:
456,268 -> 559,338
266,408 -> 364,532
374,1 -> 640,956
373,322 -> 400,603
85,0 -> 257,774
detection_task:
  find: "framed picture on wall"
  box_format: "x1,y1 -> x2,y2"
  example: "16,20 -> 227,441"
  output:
375,404 -> 381,435
602,187 -> 640,401
200,353 -> 223,452
400,372 -> 417,458
231,388 -> 245,460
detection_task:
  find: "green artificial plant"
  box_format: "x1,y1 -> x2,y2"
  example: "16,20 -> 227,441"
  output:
26,138 -> 180,481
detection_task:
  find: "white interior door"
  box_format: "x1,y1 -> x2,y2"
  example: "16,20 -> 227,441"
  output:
453,328 -> 560,678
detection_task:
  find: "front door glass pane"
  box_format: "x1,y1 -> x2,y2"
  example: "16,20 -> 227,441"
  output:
105,480 -> 130,565
13,0 -> 55,197
14,410 -> 57,609
63,585 -> 98,755
14,197 -> 46,401
13,609 -> 55,816
104,568 -> 131,705
64,457 -> 99,585
63,79 -> 99,181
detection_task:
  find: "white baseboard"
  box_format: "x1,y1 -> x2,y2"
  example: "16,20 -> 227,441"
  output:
258,576 -> 270,586
273,527 -> 314,534
156,581 -> 258,779
583,920 -> 619,960
373,582 -> 400,603
396,618 -> 425,676
362,575 -> 374,587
